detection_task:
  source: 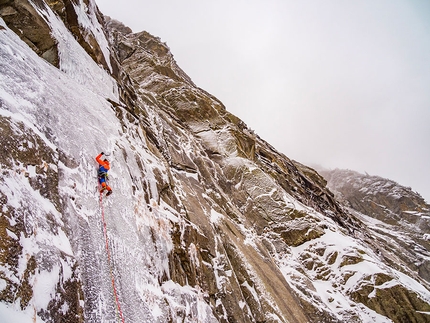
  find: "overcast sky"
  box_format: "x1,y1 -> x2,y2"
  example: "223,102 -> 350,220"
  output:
96,0 -> 430,202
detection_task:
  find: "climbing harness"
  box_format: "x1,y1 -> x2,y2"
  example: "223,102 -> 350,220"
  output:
98,169 -> 108,179
99,186 -> 125,323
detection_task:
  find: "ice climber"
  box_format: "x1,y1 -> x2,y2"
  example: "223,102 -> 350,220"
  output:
96,152 -> 112,196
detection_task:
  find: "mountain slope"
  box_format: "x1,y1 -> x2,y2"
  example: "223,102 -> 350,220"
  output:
0,1 -> 430,322
319,168 -> 430,286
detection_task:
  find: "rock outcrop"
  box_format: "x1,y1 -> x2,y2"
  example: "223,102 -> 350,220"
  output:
320,168 -> 430,322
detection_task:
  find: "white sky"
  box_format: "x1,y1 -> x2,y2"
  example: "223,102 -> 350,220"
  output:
96,0 -> 430,202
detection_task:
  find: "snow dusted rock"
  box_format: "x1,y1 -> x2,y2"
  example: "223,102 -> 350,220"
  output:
1,1 -> 430,323
320,169 -> 430,294
0,0 -> 59,66
0,115 -> 83,322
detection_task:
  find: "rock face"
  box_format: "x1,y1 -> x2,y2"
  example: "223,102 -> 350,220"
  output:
0,0 -> 59,66
320,169 -> 430,284
319,168 -> 430,322
1,1 -> 430,322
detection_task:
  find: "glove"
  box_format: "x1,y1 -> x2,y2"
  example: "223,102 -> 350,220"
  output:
100,152 -> 104,155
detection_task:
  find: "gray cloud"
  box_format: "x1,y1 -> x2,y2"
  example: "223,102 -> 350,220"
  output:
97,0 -> 430,202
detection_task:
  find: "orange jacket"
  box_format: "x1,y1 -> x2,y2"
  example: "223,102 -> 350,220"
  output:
96,153 -> 110,170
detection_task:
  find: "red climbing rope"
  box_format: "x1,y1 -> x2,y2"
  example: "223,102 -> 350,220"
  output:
99,189 -> 125,323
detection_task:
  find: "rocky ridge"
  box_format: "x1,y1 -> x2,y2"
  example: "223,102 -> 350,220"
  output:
320,168 -> 430,286
0,1 -> 430,322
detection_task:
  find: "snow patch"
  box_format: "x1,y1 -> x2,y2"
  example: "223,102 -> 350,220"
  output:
210,209 -> 224,224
